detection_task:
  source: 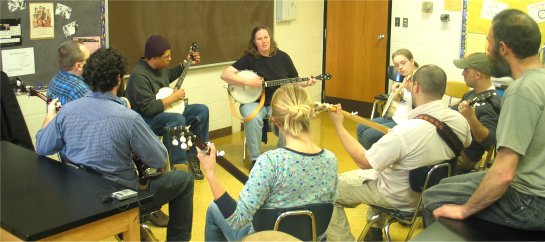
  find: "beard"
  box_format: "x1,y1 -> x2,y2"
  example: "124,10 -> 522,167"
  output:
489,45 -> 512,78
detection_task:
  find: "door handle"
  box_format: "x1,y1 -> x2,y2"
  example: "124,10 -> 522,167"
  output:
377,34 -> 385,40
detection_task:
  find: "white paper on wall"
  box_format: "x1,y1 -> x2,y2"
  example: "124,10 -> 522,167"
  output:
1,47 -> 35,77
63,21 -> 78,37
55,3 -> 72,19
480,0 -> 508,20
528,1 -> 545,24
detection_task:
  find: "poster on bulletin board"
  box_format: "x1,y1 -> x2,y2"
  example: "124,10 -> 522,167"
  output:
465,0 -> 545,55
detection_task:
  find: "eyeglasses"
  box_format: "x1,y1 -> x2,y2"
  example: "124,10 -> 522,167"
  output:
394,60 -> 409,69
76,58 -> 88,64
160,53 -> 172,59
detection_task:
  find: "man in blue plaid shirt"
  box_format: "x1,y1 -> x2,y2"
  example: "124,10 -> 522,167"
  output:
47,40 -> 90,105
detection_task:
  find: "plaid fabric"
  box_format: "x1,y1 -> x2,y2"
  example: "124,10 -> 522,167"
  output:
36,92 -> 167,189
47,70 -> 90,105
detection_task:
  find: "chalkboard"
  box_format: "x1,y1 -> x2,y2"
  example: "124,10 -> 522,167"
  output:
108,0 -> 274,70
0,0 -> 104,86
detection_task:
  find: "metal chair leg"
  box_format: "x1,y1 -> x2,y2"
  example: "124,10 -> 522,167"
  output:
242,136 -> 247,160
405,217 -> 420,241
370,100 -> 380,119
384,218 -> 395,242
357,214 -> 382,242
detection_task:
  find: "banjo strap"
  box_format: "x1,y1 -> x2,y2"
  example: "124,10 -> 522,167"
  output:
228,90 -> 266,123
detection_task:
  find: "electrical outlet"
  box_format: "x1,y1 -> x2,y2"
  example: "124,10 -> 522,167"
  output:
395,17 -> 400,27
403,18 -> 408,28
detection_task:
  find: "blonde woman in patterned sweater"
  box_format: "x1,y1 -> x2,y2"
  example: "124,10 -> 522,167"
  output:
197,84 -> 338,241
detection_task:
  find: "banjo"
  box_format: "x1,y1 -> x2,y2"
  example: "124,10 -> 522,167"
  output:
227,70 -> 332,104
155,43 -> 199,114
170,126 -> 248,183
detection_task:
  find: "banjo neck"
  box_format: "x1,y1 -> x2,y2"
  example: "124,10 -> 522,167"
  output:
263,77 -> 309,88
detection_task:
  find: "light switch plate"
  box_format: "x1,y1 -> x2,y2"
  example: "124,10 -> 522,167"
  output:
422,1 -> 433,13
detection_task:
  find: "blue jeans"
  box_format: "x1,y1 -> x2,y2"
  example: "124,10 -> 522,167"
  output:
240,103 -> 284,161
205,202 -> 253,241
356,117 -> 397,149
422,171 -> 545,230
141,170 -> 194,241
143,104 -> 209,164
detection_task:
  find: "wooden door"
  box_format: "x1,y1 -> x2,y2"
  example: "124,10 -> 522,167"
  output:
325,0 -> 390,103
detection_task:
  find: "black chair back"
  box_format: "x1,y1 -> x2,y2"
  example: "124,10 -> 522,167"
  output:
387,65 -> 404,82
252,203 -> 333,241
409,159 -> 453,193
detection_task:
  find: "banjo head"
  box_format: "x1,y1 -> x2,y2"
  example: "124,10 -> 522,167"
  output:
228,70 -> 263,104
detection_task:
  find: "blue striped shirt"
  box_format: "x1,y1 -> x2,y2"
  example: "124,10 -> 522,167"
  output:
36,92 -> 167,189
47,70 -> 90,105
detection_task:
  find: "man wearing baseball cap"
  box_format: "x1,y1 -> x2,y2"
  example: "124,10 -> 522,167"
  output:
451,52 -> 502,174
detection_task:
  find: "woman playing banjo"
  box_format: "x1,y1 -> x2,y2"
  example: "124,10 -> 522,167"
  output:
221,25 -> 316,167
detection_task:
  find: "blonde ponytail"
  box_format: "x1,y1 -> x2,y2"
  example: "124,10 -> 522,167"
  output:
270,84 -> 312,137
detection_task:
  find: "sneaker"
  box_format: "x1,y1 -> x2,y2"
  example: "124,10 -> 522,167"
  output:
148,210 -> 169,227
363,227 -> 383,242
188,158 -> 204,180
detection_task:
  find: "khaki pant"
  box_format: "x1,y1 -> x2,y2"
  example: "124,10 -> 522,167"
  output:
326,170 -> 393,242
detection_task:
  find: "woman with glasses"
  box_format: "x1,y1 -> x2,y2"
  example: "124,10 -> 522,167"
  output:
356,48 -> 419,149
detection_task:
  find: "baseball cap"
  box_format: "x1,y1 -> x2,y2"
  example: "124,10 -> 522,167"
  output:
453,52 -> 490,75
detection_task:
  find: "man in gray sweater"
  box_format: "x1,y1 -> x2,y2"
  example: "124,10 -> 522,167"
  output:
126,35 -> 208,181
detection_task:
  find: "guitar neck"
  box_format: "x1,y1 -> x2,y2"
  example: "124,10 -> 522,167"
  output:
29,89 -> 50,103
216,156 -> 248,184
174,58 -> 193,89
264,77 -> 308,88
320,104 -> 390,134
342,110 -> 389,134
193,137 -> 249,184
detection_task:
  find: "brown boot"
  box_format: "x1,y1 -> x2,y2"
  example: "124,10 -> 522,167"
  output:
140,224 -> 159,242
148,210 -> 169,227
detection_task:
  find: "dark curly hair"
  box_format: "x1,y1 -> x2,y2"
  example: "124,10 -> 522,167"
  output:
82,48 -> 127,92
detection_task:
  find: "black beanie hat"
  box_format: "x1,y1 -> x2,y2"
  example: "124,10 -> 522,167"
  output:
145,35 -> 171,59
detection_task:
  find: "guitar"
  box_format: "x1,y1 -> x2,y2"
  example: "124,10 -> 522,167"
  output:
155,43 -> 199,114
27,87 -> 62,111
133,156 -> 164,189
467,90 -> 497,106
228,71 -> 332,104
171,125 -> 249,184
381,72 -> 414,119
313,102 -> 390,134
381,83 -> 404,119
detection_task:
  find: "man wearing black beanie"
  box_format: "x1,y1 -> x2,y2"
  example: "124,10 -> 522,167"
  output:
126,35 -> 208,181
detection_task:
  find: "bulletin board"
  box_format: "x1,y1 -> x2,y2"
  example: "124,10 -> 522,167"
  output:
464,0 -> 545,55
0,0 -> 105,87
